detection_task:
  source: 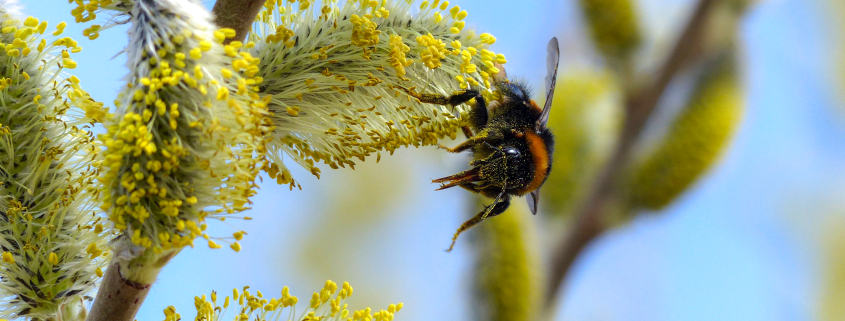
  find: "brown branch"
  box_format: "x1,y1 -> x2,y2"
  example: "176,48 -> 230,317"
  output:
87,262 -> 151,321
543,0 -> 719,310
87,249 -> 178,321
212,0 -> 266,44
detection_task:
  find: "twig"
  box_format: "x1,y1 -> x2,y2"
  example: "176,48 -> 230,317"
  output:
543,0 -> 719,310
87,262 -> 151,321
87,249 -> 179,321
212,0 -> 266,44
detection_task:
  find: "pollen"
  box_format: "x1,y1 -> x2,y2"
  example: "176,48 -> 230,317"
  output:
170,281 -> 400,321
350,14 -> 380,48
189,47 -> 202,59
416,33 -> 448,69
1,252 -> 13,264
48,252 -> 59,266
387,34 -> 411,76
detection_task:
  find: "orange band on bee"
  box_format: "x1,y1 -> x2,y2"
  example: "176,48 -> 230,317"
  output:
528,100 -> 543,114
523,131 -> 550,195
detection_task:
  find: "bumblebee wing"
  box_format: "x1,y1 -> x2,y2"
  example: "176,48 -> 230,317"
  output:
538,37 -> 560,129
527,189 -> 540,215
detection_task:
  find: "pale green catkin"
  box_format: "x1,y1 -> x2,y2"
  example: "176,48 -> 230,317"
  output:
541,72 -> 621,216
473,204 -> 541,321
97,0 -> 270,263
0,1 -> 108,318
578,0 -> 642,62
626,54 -> 743,210
251,0 -> 506,187
820,219 -> 845,321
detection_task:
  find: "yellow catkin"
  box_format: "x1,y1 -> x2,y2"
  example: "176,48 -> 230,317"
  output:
250,0 -> 504,188
473,202 -> 540,321
833,0 -> 845,110
166,281 -> 401,321
627,54 -> 743,209
0,7 -> 107,319
97,0 -> 270,258
69,0 -> 132,39
821,219 -> 845,321
540,72 -> 621,216
578,0 -> 641,62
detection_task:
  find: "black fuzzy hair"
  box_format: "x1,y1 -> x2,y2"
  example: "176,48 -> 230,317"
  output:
495,78 -> 534,104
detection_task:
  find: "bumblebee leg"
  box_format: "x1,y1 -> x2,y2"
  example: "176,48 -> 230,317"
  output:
396,85 -> 488,135
439,129 -> 503,154
433,168 -> 481,191
458,182 -> 481,193
396,86 -> 479,106
468,92 -> 488,131
481,186 -> 508,220
467,182 -> 496,191
438,139 -> 477,153
461,126 -> 474,138
446,194 -> 510,252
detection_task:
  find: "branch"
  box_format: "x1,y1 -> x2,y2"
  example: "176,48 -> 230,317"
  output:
87,250 -> 178,321
86,262 -> 151,321
543,0 -> 719,310
212,0 -> 266,44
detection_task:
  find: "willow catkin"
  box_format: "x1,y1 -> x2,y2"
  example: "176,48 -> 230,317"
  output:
626,54 -> 743,210
97,0 -> 271,266
540,72 -> 621,216
0,1 -> 108,318
821,219 -> 845,321
164,281 -> 402,321
578,0 -> 642,62
68,0 -> 133,40
473,203 -> 541,321
834,0 -> 845,110
250,0 -> 506,187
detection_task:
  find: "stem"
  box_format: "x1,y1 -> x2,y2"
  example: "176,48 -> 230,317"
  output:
86,262 -> 151,321
543,0 -> 719,310
212,0 -> 266,44
87,249 -> 178,321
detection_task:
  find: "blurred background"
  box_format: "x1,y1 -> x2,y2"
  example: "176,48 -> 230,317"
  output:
26,0 -> 845,320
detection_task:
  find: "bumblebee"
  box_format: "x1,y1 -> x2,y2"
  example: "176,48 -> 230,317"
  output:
399,37 -> 560,251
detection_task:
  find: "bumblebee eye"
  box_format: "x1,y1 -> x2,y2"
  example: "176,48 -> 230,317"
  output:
503,146 -> 521,158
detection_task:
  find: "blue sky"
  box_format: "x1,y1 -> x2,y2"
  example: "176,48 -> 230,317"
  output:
24,0 -> 844,320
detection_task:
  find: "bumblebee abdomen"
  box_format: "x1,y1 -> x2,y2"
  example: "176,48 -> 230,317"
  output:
518,130 -> 553,196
